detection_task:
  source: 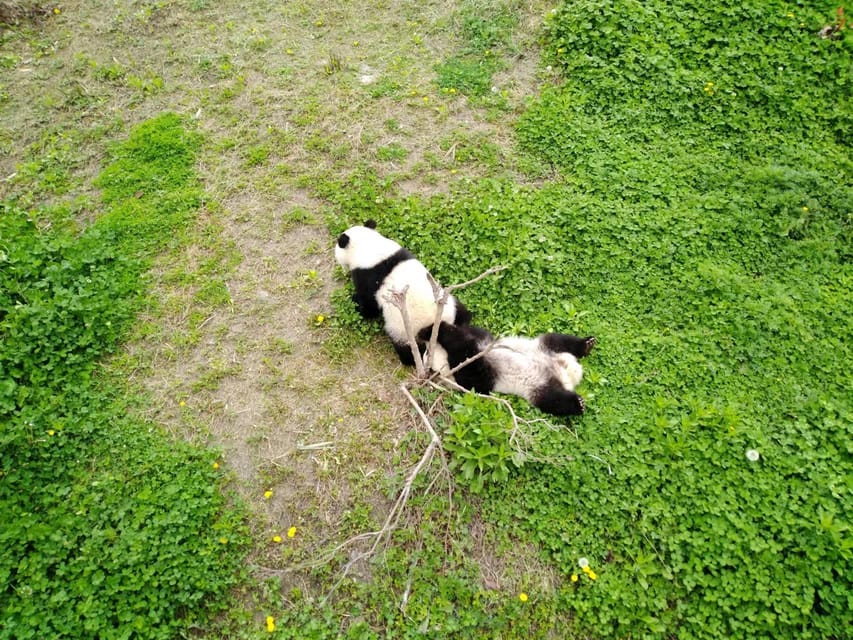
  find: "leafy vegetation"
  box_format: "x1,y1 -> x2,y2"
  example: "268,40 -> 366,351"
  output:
325,1 -> 851,637
1,0 -> 850,638
435,0 -> 519,98
0,114 -> 247,639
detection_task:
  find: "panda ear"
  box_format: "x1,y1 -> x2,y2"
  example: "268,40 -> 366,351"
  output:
364,219 -> 377,229
337,233 -> 350,248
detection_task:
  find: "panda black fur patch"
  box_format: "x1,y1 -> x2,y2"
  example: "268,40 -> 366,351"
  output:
350,248 -> 415,319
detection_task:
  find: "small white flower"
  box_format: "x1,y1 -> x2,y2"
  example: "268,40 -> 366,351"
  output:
746,449 -> 760,462
578,557 -> 589,569
491,86 -> 498,93
545,65 -> 552,72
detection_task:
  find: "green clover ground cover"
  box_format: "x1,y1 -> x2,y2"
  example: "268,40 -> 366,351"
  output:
0,114 -> 247,639
325,1 -> 851,637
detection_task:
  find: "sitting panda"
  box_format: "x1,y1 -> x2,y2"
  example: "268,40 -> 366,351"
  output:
420,322 -> 596,416
335,220 -> 472,365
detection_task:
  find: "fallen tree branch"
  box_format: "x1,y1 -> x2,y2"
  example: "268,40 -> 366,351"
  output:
383,285 -> 426,378
310,382 -> 441,604
423,265 -> 506,373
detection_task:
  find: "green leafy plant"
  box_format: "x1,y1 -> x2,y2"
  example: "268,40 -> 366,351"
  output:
433,0 -> 519,98
0,114 -> 247,640
441,393 -> 520,492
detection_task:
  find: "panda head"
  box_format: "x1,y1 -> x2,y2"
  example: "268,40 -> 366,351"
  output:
335,219 -> 402,271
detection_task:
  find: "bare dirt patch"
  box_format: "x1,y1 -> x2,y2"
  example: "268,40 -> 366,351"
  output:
0,0 -> 559,613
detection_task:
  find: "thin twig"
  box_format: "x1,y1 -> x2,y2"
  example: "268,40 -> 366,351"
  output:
587,453 -> 614,475
445,265 -> 507,294
313,383 -> 441,604
383,286 -> 426,378
423,265 -> 506,372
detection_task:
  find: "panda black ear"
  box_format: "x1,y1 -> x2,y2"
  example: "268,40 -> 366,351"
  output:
364,219 -> 377,229
337,233 -> 350,248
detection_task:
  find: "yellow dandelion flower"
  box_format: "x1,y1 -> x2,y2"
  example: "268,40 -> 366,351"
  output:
47,430 -> 55,436
264,490 -> 273,499
53,7 -> 61,15
802,206 -> 809,212
287,526 -> 297,538
582,565 -> 592,574
518,592 -> 528,602
179,400 -> 186,407
286,49 -> 294,55
219,537 -> 228,544
212,461 -> 220,470
266,616 -> 276,632
570,574 -> 578,582
588,570 -> 598,580
353,40 -> 359,46
315,19 -> 324,27
272,535 -> 282,543
787,12 -> 794,18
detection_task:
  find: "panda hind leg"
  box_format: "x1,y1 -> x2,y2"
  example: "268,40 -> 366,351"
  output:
540,333 -> 596,358
392,340 -> 425,366
532,384 -> 586,416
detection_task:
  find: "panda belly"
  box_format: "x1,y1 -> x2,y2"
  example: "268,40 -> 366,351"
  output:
489,337 -> 583,400
489,346 -> 551,402
377,259 -> 457,345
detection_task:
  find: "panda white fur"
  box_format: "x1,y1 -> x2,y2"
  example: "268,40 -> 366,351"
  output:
420,322 -> 596,416
335,220 -> 472,365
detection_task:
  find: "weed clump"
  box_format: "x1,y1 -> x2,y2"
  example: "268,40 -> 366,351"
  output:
0,114 -> 247,639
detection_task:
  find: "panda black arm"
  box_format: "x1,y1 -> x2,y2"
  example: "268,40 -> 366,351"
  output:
349,271 -> 382,319
452,298 -> 472,326
531,383 -> 586,416
540,333 -> 597,358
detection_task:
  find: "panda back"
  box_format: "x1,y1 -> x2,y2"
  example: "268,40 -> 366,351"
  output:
379,258 -> 449,343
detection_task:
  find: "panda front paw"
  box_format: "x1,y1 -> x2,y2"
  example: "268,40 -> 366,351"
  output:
582,336 -> 596,357
576,395 -> 586,414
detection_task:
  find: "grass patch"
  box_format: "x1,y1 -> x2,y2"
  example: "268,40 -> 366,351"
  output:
434,0 -> 520,98
0,114 -> 247,639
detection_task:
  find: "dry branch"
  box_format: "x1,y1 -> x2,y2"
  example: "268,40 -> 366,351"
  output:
383,285 -> 426,377
307,263 -> 521,601
313,382 -> 441,603
423,265 -> 506,372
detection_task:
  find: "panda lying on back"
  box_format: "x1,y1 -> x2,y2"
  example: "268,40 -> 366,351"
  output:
420,322 -> 596,416
335,220 -> 472,365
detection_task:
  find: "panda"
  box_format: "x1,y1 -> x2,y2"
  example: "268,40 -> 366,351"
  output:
419,321 -> 596,416
335,220 -> 472,365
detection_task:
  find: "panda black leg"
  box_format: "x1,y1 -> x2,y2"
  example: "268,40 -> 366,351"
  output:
392,340 -> 426,366
540,333 -> 596,358
453,300 -> 473,326
532,386 -> 586,416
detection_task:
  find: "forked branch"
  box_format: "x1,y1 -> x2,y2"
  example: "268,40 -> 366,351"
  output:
423,265 -> 506,371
